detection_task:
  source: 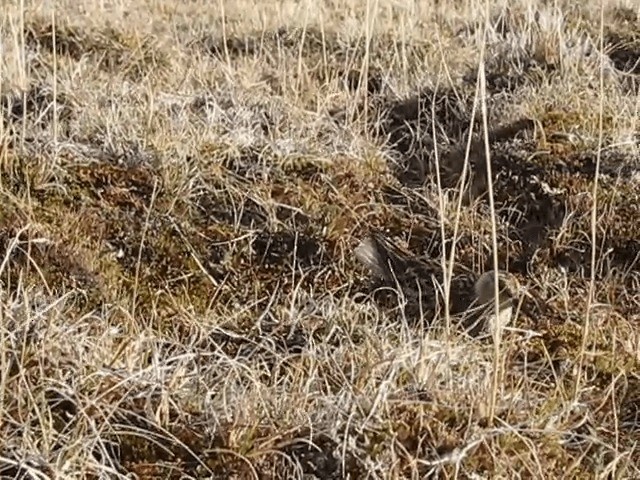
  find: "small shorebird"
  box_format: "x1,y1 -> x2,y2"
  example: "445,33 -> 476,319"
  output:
355,231 -> 520,335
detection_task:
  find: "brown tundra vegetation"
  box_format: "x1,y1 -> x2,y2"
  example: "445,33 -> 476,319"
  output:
0,0 -> 639,478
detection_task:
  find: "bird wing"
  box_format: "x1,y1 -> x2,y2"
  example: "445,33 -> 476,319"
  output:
355,232 -> 420,283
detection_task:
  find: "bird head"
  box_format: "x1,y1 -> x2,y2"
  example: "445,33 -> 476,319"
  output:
472,270 -> 525,334
474,270 -> 520,308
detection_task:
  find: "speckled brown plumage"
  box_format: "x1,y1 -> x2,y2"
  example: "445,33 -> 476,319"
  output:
355,232 -> 518,334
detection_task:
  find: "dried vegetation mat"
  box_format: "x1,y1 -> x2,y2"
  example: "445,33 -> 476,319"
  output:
0,0 -> 639,478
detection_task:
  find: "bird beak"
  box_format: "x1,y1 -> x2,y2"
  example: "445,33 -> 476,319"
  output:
514,283 -> 543,318
518,285 -> 534,299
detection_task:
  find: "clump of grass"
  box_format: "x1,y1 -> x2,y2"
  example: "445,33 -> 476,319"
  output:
0,0 -> 638,478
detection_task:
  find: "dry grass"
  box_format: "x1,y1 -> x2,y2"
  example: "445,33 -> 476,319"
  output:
0,0 -> 639,478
